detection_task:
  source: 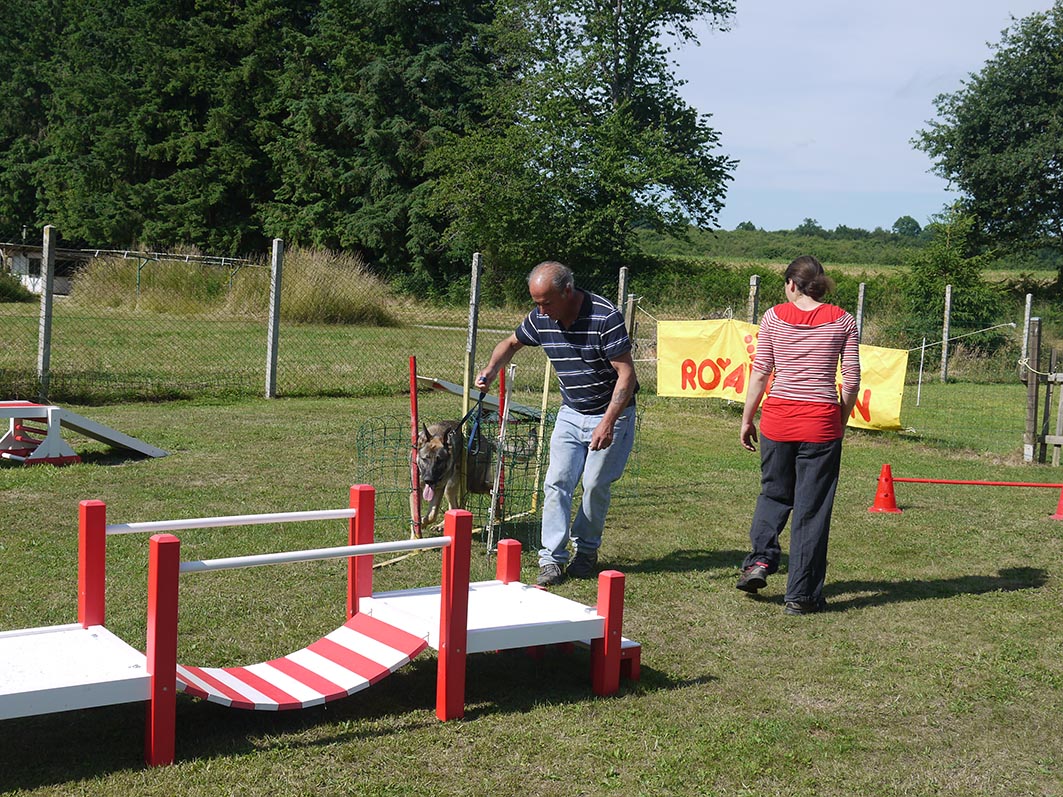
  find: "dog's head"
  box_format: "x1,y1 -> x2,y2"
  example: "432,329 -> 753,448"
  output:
416,422 -> 458,487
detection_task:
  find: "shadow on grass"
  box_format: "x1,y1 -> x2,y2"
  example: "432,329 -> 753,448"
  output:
0,647 -> 693,789
608,548 -> 756,576
823,566 -> 1048,611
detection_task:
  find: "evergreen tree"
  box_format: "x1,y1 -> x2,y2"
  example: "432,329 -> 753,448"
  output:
259,0 -> 498,289
0,0 -> 56,241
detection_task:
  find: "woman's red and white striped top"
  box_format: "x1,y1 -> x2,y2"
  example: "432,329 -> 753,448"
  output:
753,302 -> 861,442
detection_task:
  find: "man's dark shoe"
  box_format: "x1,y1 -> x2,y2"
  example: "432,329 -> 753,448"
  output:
783,597 -> 827,616
567,549 -> 599,579
736,564 -> 768,593
537,563 -> 566,587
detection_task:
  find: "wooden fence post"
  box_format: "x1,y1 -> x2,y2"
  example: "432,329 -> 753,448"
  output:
1024,317 -> 1041,463
747,275 -> 760,324
1020,292 -> 1033,382
1040,348 -> 1057,465
37,225 -> 56,402
265,238 -> 283,398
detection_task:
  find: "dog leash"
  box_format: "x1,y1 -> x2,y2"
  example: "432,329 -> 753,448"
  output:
458,391 -> 486,455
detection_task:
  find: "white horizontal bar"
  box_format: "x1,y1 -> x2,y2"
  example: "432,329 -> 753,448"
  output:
179,536 -> 451,574
106,507 -> 358,535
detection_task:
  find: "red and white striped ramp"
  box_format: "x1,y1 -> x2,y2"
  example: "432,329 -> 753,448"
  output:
176,613 -> 428,711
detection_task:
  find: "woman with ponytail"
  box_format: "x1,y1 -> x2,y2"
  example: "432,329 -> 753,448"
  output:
736,256 -> 861,615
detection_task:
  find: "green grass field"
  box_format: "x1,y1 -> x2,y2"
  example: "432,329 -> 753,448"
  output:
1,387 -> 1061,796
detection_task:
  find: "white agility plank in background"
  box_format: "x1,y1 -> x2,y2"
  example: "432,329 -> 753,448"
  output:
0,624 -> 150,720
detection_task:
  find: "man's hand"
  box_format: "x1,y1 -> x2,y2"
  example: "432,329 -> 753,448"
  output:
590,418 -> 614,451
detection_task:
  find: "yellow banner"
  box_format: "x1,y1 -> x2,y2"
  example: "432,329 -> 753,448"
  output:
656,318 -> 907,431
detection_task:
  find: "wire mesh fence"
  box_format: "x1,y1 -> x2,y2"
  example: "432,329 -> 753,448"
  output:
0,247 -> 640,407
1,238 -> 1060,462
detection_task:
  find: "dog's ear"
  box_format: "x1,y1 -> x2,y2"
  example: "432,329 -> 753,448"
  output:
419,423 -> 431,444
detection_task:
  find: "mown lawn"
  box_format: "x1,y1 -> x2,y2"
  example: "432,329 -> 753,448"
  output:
0,388 -> 1061,796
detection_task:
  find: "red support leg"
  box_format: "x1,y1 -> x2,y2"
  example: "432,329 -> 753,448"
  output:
78,500 -> 107,627
591,570 -> 625,696
145,533 -> 181,767
348,484 -> 376,618
495,538 -> 522,583
436,509 -> 472,720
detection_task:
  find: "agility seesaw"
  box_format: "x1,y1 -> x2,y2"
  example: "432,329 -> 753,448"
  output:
0,486 -> 639,767
0,400 -> 167,464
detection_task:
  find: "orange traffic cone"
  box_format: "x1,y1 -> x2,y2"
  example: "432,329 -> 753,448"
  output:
1052,487 -> 1063,521
868,463 -> 902,513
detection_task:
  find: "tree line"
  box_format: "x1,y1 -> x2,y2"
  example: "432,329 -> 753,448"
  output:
0,0 -> 736,295
1,1 -> 1059,292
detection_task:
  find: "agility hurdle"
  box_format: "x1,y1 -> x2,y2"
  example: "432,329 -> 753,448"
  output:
0,485 -> 637,768
869,463 -> 1063,519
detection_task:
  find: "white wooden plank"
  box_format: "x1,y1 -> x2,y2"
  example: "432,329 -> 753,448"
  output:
0,625 -> 149,719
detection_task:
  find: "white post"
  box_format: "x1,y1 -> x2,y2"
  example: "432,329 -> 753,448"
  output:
747,275 -> 760,324
917,337 -> 926,406
855,282 -> 866,342
459,252 -> 484,507
617,266 -> 629,310
37,225 -> 56,402
463,252 -> 483,412
1020,292 -> 1033,381
940,284 -> 952,383
265,238 -> 283,398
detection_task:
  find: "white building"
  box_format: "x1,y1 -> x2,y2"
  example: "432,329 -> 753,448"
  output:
0,244 -> 87,295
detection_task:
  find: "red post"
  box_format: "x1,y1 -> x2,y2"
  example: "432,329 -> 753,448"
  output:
348,485 -> 376,617
436,509 -> 472,720
591,570 -> 625,696
495,539 -> 522,583
78,500 -> 107,627
145,533 -> 181,767
409,355 -> 422,539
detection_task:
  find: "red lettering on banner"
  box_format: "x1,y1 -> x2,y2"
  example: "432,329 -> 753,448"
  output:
680,359 -> 752,394
852,388 -> 872,422
681,359 -> 696,390
839,384 -> 873,421
721,363 -> 747,393
698,359 -> 722,390
681,359 -> 723,390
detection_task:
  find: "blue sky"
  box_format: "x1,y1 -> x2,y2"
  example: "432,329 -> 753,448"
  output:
671,1 -> 1054,232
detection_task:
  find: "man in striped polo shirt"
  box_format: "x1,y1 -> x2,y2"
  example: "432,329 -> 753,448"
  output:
476,261 -> 638,587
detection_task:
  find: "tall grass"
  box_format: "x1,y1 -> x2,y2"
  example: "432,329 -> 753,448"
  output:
68,247 -> 400,326
0,268 -> 33,302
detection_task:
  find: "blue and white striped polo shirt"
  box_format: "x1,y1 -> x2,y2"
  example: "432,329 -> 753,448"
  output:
515,290 -> 636,414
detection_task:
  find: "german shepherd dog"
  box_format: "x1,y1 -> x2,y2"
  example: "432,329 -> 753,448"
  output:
412,420 -> 463,527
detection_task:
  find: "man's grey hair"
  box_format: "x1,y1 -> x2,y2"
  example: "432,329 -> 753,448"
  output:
528,261 -> 574,291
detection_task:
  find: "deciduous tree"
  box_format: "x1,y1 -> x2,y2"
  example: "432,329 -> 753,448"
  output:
429,0 -> 737,284
915,3 -> 1063,284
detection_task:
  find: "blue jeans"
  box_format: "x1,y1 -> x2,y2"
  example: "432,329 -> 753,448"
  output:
743,434 -> 843,603
539,403 -> 636,566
